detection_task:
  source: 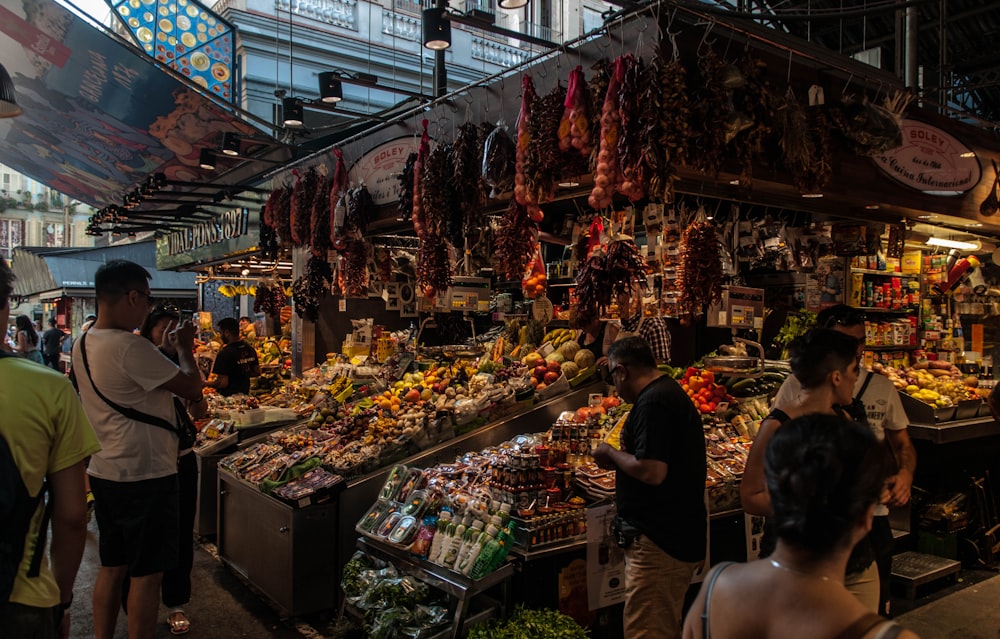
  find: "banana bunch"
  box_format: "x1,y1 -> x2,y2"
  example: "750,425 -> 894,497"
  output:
326,376 -> 352,399
218,285 -> 258,298
542,327 -> 576,347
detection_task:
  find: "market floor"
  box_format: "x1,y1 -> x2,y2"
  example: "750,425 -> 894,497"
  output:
66,515 -> 1000,638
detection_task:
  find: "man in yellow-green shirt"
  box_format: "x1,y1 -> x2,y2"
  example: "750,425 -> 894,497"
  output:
0,257 -> 99,639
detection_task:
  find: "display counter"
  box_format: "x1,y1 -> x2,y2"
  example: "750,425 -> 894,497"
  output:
908,416 -> 1000,444
194,417 -> 301,538
214,382 -> 601,615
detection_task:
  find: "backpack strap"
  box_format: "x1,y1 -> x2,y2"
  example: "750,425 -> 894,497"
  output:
0,351 -> 52,582
78,334 -> 179,436
765,408 -> 792,424
701,561 -> 736,639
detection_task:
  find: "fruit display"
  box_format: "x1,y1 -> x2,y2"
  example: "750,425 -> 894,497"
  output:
874,361 -> 983,408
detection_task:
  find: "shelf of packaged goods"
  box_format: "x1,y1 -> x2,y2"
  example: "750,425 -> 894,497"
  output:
864,345 -> 918,351
854,307 -> 919,314
851,268 -> 920,277
355,535 -> 513,638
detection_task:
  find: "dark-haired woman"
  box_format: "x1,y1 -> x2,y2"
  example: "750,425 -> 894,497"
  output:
568,305 -> 618,370
14,314 -> 44,364
121,304 -> 205,635
683,415 -> 918,639
740,329 -> 884,610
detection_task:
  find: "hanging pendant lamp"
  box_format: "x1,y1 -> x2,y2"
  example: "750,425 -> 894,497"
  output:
422,7 -> 451,51
221,132 -> 241,156
318,71 -> 343,103
282,97 -> 304,127
497,0 -> 528,9
199,149 -> 217,171
0,63 -> 22,118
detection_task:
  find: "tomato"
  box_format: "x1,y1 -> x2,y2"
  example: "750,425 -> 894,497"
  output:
699,403 -> 713,414
713,385 -> 727,398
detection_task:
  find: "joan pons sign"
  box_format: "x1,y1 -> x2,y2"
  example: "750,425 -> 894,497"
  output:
156,207 -> 258,270
873,120 -> 981,196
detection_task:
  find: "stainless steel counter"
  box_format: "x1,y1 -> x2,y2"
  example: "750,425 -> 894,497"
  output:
907,416 -> 1000,444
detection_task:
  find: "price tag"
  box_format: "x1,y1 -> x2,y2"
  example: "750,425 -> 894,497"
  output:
338,299 -> 347,312
532,296 -> 554,324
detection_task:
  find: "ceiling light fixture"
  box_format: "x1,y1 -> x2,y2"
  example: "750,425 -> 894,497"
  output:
926,237 -> 979,250
282,97 -> 304,127
318,71 -> 343,103
199,149 -> 217,171
221,132 -> 241,156
801,192 -> 824,198
0,63 -> 22,118
498,0 -> 529,9
557,179 -> 581,188
423,7 -> 452,50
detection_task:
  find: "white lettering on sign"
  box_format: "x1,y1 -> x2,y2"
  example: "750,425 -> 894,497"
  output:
873,119 -> 981,195
347,137 -> 424,206
167,208 -> 249,255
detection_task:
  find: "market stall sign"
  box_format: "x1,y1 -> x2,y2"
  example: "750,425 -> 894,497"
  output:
155,207 -> 259,270
873,120 -> 981,196
347,137 -> 423,206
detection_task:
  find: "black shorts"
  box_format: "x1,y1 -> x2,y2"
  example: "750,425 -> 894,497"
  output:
90,474 -> 179,577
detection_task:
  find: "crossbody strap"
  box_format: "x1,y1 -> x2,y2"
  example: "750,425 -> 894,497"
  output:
78,333 -> 179,436
701,561 -> 736,639
856,371 -> 874,402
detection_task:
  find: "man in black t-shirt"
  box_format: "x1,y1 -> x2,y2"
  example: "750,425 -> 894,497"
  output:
594,336 -> 706,639
41,318 -> 66,369
207,317 -> 260,396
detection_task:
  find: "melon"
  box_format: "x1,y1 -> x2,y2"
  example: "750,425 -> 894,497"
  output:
574,349 -> 596,369
559,340 -> 581,360
545,351 -> 565,364
561,361 -> 580,379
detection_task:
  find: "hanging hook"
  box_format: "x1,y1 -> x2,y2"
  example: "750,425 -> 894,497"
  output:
697,21 -> 716,58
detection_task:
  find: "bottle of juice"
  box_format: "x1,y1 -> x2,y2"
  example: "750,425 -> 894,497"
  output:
427,510 -> 452,565
440,514 -> 471,568
459,522 -> 498,576
452,519 -> 484,571
410,515 -> 437,560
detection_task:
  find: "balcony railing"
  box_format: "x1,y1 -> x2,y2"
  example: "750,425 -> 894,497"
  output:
471,36 -> 528,67
275,0 -> 358,30
392,0 -> 422,16
382,8 -> 420,42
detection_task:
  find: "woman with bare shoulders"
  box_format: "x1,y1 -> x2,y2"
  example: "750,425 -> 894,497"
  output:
683,414 -> 919,639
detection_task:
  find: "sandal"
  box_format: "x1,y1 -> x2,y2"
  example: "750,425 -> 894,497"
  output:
167,610 -> 190,635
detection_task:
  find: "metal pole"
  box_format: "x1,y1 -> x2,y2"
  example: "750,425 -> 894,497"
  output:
433,0 -> 447,98
905,4 -> 918,90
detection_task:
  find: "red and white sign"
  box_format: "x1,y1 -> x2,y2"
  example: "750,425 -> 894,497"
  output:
347,137 -> 424,206
873,119 -> 981,195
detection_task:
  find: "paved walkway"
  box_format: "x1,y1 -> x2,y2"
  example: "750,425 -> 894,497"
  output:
896,572 -> 1000,638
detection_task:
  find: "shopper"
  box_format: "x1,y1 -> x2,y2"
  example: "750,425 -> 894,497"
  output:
616,285 -> 672,364
592,336 -> 706,639
206,317 -> 260,397
0,257 -> 101,639
683,414 -> 917,639
14,314 -> 45,365
774,305 -> 916,616
41,318 -> 66,370
568,305 -> 618,370
118,304 -> 207,635
743,328 -> 889,611
71,260 -> 204,639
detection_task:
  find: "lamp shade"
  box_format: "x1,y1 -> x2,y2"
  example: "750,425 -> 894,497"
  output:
497,0 -> 528,8
0,63 -> 22,118
199,148 -> 217,171
318,71 -> 343,103
221,131 -> 241,156
422,7 -> 451,50
282,97 -> 304,127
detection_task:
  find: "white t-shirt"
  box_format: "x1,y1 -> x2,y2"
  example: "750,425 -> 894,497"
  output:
773,368 -> 908,517
773,368 -> 908,440
73,328 -> 181,482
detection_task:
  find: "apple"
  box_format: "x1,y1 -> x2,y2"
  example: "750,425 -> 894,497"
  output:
547,360 -> 562,373
534,365 -> 549,380
544,371 -> 559,384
